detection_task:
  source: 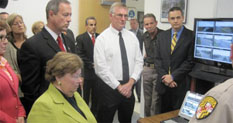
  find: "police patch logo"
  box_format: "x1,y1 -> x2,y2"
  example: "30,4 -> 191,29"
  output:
196,96 -> 218,120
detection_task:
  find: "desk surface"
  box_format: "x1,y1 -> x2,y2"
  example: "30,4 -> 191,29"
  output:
137,110 -> 179,123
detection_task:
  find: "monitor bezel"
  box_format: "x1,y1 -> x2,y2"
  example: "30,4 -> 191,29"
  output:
193,18 -> 233,70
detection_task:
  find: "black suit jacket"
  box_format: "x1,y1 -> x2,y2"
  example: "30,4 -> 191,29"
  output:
65,28 -> 75,43
18,28 -> 76,113
76,32 -> 99,80
154,26 -> 194,95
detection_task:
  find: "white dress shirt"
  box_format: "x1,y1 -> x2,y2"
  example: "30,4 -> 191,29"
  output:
94,25 -> 143,89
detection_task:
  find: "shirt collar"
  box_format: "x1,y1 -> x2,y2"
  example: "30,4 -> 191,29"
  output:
87,32 -> 95,38
110,24 -> 126,35
171,26 -> 184,38
45,25 -> 61,41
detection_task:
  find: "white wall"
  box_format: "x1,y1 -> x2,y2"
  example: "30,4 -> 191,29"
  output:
144,0 -> 233,31
0,0 -> 79,38
125,0 -> 144,30
216,0 -> 233,17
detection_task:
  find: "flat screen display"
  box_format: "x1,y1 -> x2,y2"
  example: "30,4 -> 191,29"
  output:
194,18 -> 233,65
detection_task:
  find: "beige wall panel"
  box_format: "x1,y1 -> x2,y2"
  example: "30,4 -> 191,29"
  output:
78,0 -> 120,34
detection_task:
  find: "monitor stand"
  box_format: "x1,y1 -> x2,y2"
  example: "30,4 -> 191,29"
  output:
200,64 -> 233,77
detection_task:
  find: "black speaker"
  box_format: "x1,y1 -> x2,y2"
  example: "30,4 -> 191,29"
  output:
0,0 -> 8,8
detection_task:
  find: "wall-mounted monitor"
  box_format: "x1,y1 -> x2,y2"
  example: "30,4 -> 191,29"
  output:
193,18 -> 233,76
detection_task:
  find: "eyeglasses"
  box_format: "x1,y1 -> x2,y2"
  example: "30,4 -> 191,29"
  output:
12,21 -> 24,26
0,35 -> 8,42
113,13 -> 128,19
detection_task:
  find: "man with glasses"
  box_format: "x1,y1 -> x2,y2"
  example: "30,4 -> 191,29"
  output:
94,2 -> 143,123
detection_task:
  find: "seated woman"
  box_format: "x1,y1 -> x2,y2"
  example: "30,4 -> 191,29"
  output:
0,20 -> 26,123
27,52 -> 97,123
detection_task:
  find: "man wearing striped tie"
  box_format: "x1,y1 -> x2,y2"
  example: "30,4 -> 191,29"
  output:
154,7 -> 194,113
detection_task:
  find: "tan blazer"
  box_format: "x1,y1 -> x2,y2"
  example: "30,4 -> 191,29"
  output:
189,78 -> 233,123
27,84 -> 97,123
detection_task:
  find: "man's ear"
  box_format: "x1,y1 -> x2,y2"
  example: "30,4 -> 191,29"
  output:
49,10 -> 54,17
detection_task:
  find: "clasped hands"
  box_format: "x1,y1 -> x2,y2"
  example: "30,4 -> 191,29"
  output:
162,74 -> 177,88
117,78 -> 135,98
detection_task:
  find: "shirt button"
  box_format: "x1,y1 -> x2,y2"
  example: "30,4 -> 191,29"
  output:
16,106 -> 18,109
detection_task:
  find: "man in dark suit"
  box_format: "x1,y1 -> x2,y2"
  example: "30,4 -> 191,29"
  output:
154,7 -> 193,113
129,18 -> 143,103
76,16 -> 99,117
18,0 -> 76,114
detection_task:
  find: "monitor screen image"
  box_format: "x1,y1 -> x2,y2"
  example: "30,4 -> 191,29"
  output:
194,18 -> 233,65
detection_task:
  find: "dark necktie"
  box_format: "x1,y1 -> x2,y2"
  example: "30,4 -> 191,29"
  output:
57,35 -> 66,51
91,34 -> 95,45
119,32 -> 129,82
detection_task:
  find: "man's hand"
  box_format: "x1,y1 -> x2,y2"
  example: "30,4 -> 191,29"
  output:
117,78 -> 135,98
162,74 -> 173,86
168,81 -> 177,88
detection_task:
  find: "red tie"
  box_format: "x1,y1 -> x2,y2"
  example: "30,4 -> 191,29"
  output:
57,35 -> 65,51
91,34 -> 95,45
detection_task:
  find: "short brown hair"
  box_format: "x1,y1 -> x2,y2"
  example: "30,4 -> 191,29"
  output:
45,52 -> 83,82
0,20 -> 10,32
143,13 -> 156,22
168,7 -> 183,16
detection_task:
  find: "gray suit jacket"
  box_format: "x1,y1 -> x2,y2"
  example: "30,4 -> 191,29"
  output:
130,28 -> 143,52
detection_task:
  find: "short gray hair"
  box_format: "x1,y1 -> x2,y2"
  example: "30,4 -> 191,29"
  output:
109,2 -> 127,14
46,0 -> 70,19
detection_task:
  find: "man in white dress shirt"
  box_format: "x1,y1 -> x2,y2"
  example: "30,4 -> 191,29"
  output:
94,2 -> 143,123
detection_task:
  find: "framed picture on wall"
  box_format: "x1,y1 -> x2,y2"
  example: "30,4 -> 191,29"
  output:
160,0 -> 187,23
137,11 -> 144,30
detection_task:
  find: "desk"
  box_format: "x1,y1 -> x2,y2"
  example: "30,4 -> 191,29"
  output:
137,110 -> 179,123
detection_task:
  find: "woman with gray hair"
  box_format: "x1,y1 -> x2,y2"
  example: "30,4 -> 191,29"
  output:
27,52 -> 97,123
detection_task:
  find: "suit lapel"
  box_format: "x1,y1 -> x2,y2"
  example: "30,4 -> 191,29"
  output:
62,102 -> 86,122
41,28 -> 62,52
48,84 -> 86,122
85,32 -> 94,48
62,33 -> 72,52
0,63 -> 18,94
167,30 -> 172,55
173,28 -> 186,53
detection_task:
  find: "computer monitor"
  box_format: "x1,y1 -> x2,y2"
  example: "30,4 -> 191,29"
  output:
193,18 -> 233,76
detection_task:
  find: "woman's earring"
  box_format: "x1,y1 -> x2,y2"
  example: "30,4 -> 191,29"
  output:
58,81 -> 61,85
